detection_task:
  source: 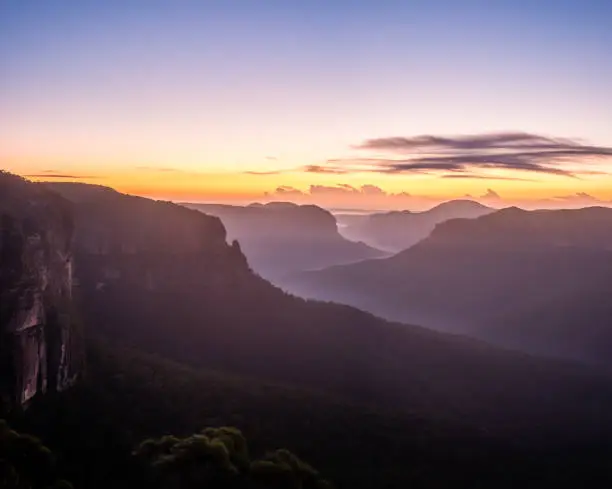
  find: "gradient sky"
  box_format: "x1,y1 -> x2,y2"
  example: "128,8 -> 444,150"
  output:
1,0 -> 611,209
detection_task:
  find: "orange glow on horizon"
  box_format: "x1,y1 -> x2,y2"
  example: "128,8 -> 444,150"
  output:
16,165 -> 612,212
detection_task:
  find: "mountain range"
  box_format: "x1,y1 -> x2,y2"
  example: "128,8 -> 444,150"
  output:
283,206 -> 612,366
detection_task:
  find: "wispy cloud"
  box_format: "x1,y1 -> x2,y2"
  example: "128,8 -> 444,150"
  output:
268,185 -> 307,197
26,172 -> 97,179
303,164 -> 352,175
314,132 -> 612,178
550,192 -> 611,205
480,188 -> 502,202
441,174 -> 536,181
354,133 -> 587,152
245,165 -> 353,176
238,132 -> 612,180
244,169 -> 289,175
135,166 -> 185,173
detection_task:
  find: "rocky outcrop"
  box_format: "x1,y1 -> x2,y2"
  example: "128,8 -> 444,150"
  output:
0,172 -> 82,408
183,202 -> 340,242
284,206 -> 612,365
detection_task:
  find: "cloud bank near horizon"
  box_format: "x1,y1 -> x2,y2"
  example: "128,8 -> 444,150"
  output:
263,184 -> 612,211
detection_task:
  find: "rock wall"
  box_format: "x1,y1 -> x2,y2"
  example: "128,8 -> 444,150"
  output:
0,172 -> 82,408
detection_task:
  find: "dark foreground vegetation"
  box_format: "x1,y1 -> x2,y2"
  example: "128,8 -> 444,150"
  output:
4,339 -> 612,489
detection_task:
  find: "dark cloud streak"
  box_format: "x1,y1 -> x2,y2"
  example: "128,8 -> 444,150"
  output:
26,173 -> 98,179
338,132 -> 612,178
303,165 -> 352,174
356,133 -> 594,152
441,174 -> 536,182
135,166 -> 185,173
245,170 -> 288,175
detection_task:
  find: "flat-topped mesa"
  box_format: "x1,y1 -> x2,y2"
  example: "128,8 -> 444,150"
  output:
184,201 -> 341,241
182,201 -> 385,280
0,172 -> 82,408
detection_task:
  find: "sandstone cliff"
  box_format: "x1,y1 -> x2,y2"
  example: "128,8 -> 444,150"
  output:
47,183 -> 249,290
0,172 -> 82,408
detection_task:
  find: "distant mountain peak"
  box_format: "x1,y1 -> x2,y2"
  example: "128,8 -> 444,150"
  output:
438,198 -> 490,206
339,199 -> 495,252
428,199 -> 493,213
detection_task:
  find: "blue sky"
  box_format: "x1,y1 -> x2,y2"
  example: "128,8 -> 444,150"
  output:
1,0 -> 611,206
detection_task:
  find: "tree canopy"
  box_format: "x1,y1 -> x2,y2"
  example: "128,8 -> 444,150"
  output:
0,420 -> 72,489
135,426 -> 333,489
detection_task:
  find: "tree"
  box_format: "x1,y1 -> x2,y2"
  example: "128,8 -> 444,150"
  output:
250,449 -> 333,489
134,426 -> 333,489
0,420 -> 73,489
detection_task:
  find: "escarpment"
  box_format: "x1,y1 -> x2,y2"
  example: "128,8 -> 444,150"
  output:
0,172 -> 83,407
47,183 -> 250,291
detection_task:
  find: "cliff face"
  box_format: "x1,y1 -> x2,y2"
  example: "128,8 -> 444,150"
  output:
0,173 -> 82,408
185,202 -> 340,242
47,183 -> 250,298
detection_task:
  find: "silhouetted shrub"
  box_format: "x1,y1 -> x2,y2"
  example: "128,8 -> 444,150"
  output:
135,427 -> 332,489
0,420 -> 72,489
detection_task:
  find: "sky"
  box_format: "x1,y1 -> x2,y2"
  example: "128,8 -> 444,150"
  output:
1,0 -> 611,210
